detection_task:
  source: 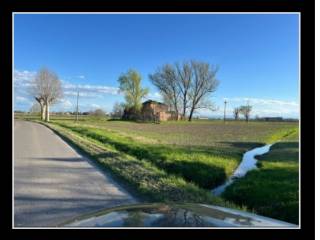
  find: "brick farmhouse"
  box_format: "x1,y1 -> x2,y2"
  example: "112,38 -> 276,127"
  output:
141,100 -> 180,121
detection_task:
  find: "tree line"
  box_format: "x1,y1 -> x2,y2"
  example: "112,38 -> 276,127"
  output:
28,60 -> 220,122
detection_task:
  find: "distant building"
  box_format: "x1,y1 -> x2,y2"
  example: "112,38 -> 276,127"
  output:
141,100 -> 180,122
196,116 -> 209,120
260,117 -> 283,122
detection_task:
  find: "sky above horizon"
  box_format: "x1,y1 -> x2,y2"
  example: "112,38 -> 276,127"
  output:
14,13 -> 300,118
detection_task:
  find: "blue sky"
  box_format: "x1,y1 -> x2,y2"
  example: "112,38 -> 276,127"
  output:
14,13 -> 299,118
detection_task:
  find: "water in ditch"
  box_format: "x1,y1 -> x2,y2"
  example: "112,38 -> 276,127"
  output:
212,143 -> 273,196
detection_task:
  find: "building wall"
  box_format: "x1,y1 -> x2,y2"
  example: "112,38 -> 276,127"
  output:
141,102 -> 172,121
141,104 -> 156,121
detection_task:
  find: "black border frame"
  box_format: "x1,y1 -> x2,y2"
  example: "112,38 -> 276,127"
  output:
1,0 -> 315,239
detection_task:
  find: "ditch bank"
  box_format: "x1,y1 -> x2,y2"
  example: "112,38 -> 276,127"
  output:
212,143 -> 273,196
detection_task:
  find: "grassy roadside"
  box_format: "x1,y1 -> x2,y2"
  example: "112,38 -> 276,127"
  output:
21,117 -> 298,222
48,120 -> 297,190
50,121 -> 244,189
222,141 -> 299,224
38,120 -> 240,209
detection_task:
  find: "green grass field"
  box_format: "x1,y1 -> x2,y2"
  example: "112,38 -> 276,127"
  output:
222,141 -> 299,224
15,114 -> 299,223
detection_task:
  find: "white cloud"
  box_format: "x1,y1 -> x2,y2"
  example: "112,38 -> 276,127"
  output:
90,104 -> 101,109
15,96 -> 31,104
64,91 -> 102,98
14,69 -> 121,112
224,97 -> 298,107
14,70 -> 36,89
146,91 -> 162,101
14,69 -> 121,99
221,97 -> 299,118
62,82 -> 120,98
14,70 -> 36,82
59,99 -> 73,108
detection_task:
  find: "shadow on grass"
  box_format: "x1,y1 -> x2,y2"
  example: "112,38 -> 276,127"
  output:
164,160 -> 227,189
55,124 -> 232,189
270,141 -> 299,150
96,143 -> 227,189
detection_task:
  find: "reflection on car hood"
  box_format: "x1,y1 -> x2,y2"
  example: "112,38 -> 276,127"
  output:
63,203 -> 297,227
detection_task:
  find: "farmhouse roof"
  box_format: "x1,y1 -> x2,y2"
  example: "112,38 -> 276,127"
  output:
142,100 -> 167,106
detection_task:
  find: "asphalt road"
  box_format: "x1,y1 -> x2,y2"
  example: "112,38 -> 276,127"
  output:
14,120 -> 137,227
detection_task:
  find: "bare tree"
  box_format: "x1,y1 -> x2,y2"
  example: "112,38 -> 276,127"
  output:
239,105 -> 252,122
149,64 -> 181,120
187,61 -> 219,121
91,108 -> 106,118
30,68 -> 63,122
111,102 -> 125,119
175,61 -> 192,120
233,107 -> 240,120
149,60 -> 219,121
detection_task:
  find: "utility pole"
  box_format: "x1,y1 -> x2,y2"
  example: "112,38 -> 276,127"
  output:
246,100 -> 250,123
224,100 -> 227,123
75,89 -> 79,122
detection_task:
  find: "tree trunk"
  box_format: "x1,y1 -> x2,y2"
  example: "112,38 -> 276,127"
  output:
35,97 -> 45,121
42,104 -> 46,121
45,101 -> 50,122
182,98 -> 187,120
39,102 -> 44,121
188,108 -> 194,121
182,106 -> 186,120
174,104 -> 179,121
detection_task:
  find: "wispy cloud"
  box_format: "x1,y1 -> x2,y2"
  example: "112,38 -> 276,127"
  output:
14,69 -> 120,97
14,69 -> 36,89
14,69 -> 36,82
224,97 -> 299,107
146,91 -> 162,101
219,97 -> 299,118
15,96 -> 32,104
58,99 -> 73,109
62,82 -> 120,98
13,69 -> 124,112
90,103 -> 101,109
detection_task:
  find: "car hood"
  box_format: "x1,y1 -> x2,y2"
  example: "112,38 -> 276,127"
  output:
62,203 -> 297,228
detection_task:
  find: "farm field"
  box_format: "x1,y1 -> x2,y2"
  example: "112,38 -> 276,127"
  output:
16,114 -> 299,223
